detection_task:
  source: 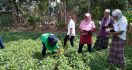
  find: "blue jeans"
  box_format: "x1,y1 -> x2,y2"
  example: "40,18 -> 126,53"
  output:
0,37 -> 5,49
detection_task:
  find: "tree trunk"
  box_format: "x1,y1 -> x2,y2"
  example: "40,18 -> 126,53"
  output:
87,0 -> 91,13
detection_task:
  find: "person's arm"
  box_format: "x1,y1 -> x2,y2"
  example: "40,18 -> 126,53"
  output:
91,28 -> 96,32
79,28 -> 83,33
79,21 -> 83,33
109,20 -> 127,35
108,31 -> 124,35
91,21 -> 96,32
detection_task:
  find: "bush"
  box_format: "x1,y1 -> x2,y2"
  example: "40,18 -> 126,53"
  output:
56,19 -> 65,30
0,14 -> 13,27
91,0 -> 128,20
27,15 -> 40,26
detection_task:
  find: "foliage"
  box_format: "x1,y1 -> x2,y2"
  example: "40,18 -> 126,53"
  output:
0,0 -> 130,30
64,0 -> 89,20
0,32 -> 131,70
0,14 -> 13,27
123,11 -> 132,23
38,0 -> 48,16
108,0 -> 128,10
91,0 -> 128,20
56,19 -> 65,30
27,15 -> 40,26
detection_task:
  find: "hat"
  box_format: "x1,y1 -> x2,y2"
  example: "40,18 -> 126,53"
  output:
85,13 -> 91,17
105,9 -> 110,13
48,34 -> 57,46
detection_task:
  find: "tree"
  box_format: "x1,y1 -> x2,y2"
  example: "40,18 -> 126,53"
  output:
87,0 -> 91,13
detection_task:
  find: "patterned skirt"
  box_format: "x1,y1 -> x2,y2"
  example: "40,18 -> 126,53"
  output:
108,36 -> 126,67
94,36 -> 109,50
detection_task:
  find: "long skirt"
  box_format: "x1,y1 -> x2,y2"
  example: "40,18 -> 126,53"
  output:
94,36 -> 109,50
108,36 -> 126,67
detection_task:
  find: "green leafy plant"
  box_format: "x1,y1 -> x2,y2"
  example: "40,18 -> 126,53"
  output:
27,15 -> 40,26
0,14 -> 13,27
56,19 -> 65,30
0,32 -> 131,70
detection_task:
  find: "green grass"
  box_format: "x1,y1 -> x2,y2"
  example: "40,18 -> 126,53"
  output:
0,32 -> 131,70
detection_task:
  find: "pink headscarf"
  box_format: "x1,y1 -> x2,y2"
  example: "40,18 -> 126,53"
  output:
79,13 -> 95,31
84,13 -> 92,23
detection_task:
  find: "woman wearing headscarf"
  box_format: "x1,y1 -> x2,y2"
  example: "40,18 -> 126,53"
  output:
94,9 -> 114,50
78,13 -> 96,53
108,9 -> 128,70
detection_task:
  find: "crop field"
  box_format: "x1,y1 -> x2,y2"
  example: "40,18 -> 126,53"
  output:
0,32 -> 131,70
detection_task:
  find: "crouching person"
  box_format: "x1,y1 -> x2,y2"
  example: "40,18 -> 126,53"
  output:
41,33 -> 59,56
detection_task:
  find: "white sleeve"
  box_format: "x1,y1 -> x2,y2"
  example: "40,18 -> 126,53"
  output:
113,23 -> 118,32
120,20 -> 128,31
91,21 -> 96,28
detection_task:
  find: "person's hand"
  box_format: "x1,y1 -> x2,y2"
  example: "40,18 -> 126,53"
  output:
106,28 -> 110,33
80,29 -> 83,33
108,32 -> 117,36
113,32 -> 118,36
88,30 -> 92,36
91,28 -> 96,32
56,48 -> 61,54
89,30 -> 92,32
81,33 -> 88,35
107,31 -> 112,34
81,30 -> 88,35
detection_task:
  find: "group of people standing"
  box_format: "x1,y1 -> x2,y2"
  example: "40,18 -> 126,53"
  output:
63,9 -> 127,70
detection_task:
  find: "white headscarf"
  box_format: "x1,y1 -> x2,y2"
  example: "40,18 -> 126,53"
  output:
105,9 -> 110,13
112,9 -> 123,20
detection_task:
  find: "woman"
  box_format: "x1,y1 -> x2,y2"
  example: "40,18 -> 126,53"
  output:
78,13 -> 96,53
94,9 -> 114,50
63,16 -> 76,48
108,9 -> 128,70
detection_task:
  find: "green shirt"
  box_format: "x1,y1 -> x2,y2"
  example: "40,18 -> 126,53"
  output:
41,33 -> 59,52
